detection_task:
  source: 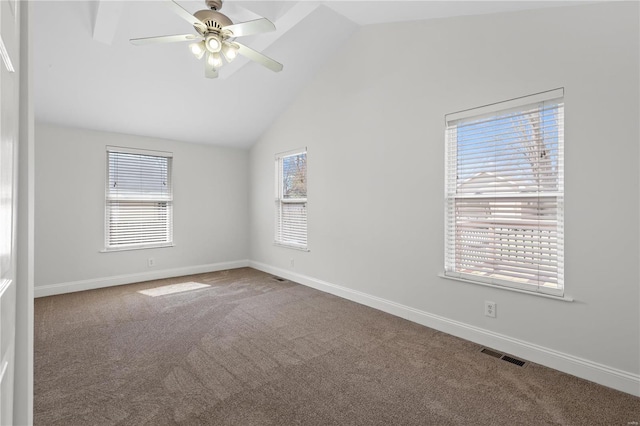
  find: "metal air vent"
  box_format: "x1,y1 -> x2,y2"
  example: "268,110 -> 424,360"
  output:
480,348 -> 503,359
501,355 -> 526,367
480,348 -> 527,367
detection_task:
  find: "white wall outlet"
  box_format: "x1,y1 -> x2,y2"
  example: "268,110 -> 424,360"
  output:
148,258 -> 155,267
290,258 -> 294,268
485,301 -> 496,318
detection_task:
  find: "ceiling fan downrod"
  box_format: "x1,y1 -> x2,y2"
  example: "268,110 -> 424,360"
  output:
205,0 -> 223,11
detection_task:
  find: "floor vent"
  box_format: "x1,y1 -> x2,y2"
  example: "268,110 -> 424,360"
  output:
480,348 -> 503,358
480,348 -> 527,367
501,355 -> 526,367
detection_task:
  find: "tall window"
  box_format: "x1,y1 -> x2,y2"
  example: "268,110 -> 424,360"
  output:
275,148 -> 307,249
105,147 -> 173,250
445,89 -> 564,296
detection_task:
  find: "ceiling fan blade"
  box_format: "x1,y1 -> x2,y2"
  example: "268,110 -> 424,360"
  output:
205,65 -> 219,79
222,18 -> 276,38
235,42 -> 283,72
165,0 -> 207,32
130,34 -> 201,46
205,66 -> 219,79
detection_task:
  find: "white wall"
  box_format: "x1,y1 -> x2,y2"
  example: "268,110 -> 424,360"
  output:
249,2 -> 640,393
35,123 -> 249,292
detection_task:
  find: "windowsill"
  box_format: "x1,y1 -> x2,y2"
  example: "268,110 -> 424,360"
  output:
438,273 -> 574,302
274,242 -> 310,252
101,243 -> 175,253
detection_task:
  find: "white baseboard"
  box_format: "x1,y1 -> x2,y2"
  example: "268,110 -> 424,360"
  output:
249,260 -> 640,397
34,260 -> 249,298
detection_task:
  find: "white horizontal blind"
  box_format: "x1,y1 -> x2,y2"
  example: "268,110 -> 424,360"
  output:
106,148 -> 173,249
275,149 -> 307,248
445,91 -> 564,295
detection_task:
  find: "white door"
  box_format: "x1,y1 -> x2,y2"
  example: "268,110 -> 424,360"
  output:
0,0 -> 20,424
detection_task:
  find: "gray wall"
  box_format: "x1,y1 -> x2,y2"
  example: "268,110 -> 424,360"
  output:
249,2 -> 639,380
35,123 -> 249,288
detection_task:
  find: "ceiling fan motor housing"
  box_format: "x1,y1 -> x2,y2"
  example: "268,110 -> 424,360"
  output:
194,9 -> 233,33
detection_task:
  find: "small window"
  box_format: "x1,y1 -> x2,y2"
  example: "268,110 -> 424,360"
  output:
275,148 -> 307,249
105,147 -> 173,250
444,89 -> 564,296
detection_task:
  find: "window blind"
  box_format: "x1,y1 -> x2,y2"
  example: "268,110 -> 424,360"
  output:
106,148 -> 173,249
275,149 -> 307,248
445,90 -> 564,295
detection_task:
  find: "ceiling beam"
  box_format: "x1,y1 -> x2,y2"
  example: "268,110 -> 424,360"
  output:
219,1 -> 321,79
93,1 -> 125,45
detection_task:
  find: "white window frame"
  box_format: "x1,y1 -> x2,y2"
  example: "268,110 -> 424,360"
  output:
104,146 -> 174,251
275,148 -> 308,250
444,88 -> 564,297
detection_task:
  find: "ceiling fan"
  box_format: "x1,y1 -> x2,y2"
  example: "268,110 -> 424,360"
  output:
130,0 -> 283,79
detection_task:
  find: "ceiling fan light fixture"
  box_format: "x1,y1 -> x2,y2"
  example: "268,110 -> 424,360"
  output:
207,52 -> 223,69
189,41 -> 206,59
221,42 -> 238,62
130,0 -> 283,78
205,34 -> 222,53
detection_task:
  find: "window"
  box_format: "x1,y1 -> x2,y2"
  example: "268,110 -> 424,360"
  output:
275,148 -> 307,249
105,147 -> 173,250
444,89 -> 564,296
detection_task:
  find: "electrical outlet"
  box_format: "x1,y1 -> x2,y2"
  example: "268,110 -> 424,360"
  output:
485,301 -> 496,318
148,258 -> 155,267
290,258 -> 294,268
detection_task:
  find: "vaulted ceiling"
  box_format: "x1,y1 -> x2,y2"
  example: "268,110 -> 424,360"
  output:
33,1 -> 587,148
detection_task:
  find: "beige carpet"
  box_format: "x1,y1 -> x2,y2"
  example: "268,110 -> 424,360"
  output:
35,268 -> 639,425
